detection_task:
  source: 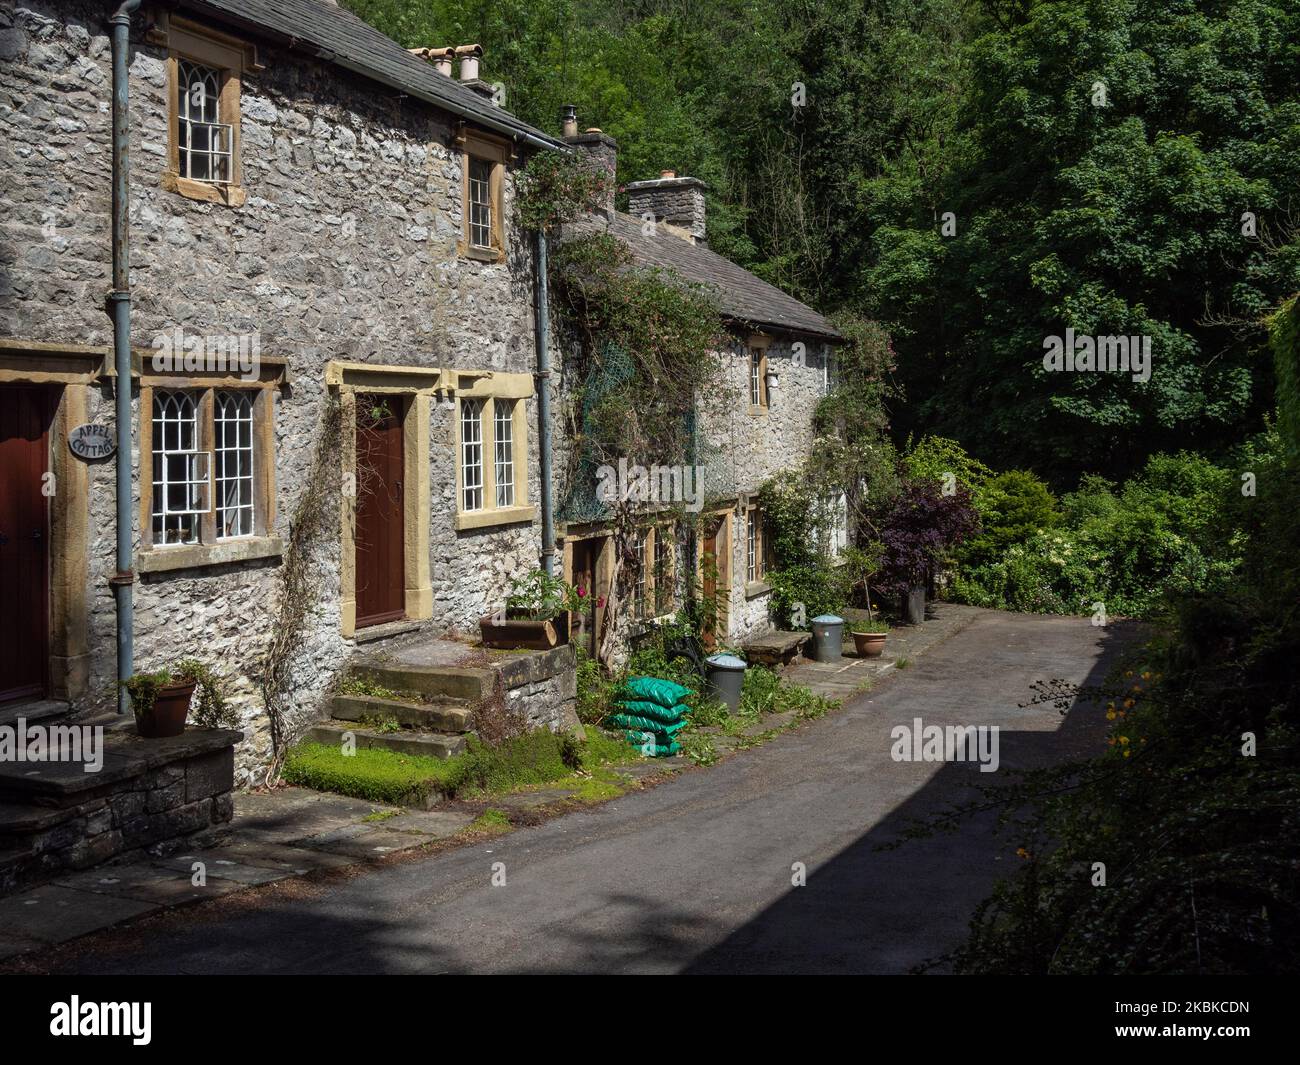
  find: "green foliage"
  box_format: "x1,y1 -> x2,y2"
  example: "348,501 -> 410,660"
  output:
876,0 -> 1300,473
121,659 -> 234,729
903,435 -> 993,494
552,233 -> 723,482
283,743 -> 457,805
851,619 -> 890,634
951,448 -> 1253,617
337,674 -> 400,700
962,470 -> 1060,566
285,726 -> 626,805
1273,296 -> 1300,458
516,150 -> 610,233
505,568 -> 582,619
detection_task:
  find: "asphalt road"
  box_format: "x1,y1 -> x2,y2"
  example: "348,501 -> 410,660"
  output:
46,610 -> 1143,974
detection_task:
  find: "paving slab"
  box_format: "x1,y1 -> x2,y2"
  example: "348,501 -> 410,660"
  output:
149,851 -> 295,888
53,863 -> 251,906
0,885 -> 157,945
292,826 -> 437,860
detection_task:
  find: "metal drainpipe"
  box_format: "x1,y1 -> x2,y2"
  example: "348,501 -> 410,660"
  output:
109,0 -> 141,713
535,229 -> 556,577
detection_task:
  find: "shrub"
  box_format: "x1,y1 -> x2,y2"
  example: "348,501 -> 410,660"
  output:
902,434 -> 992,494
874,478 -> 979,596
963,470 -> 1059,566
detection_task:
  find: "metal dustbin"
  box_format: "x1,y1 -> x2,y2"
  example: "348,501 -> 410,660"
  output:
705,653 -> 747,711
810,614 -> 845,663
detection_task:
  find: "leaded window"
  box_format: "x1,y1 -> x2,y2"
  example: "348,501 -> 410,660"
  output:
493,400 -> 515,508
177,59 -> 232,183
461,398 -> 485,511
151,390 -> 207,545
215,391 -> 254,538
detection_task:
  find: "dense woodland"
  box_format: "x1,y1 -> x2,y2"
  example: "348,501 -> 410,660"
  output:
349,0 -> 1299,480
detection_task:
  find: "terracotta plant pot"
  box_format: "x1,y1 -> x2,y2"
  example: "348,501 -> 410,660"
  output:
134,678 -> 196,738
852,631 -> 888,658
479,612 -> 569,650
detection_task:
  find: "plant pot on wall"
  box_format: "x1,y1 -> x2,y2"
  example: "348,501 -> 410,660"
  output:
479,610 -> 570,651
134,679 -> 196,738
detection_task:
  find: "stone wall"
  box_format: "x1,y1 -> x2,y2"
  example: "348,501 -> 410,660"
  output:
0,1 -> 547,781
499,644 -> 578,732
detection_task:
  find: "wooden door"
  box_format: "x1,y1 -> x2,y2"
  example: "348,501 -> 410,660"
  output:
570,538 -> 601,658
0,385 -> 53,701
355,395 -> 405,627
700,517 -> 727,650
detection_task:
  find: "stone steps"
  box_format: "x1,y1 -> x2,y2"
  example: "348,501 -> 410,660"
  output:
329,693 -> 470,734
348,660 -> 495,703
304,722 -> 468,760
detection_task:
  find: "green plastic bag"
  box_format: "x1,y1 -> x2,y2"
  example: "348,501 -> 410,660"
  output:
614,699 -> 691,724
621,675 -> 694,709
605,713 -> 687,736
623,730 -> 682,758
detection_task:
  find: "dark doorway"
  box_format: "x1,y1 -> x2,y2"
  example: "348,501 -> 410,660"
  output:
355,395 -> 405,627
570,537 -> 604,658
0,384 -> 54,702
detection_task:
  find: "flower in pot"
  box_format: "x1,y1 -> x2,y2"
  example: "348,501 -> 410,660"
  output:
850,619 -> 890,657
480,569 -> 583,650
121,659 -> 233,738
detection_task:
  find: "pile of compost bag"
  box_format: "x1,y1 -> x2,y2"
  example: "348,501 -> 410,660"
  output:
606,675 -> 694,757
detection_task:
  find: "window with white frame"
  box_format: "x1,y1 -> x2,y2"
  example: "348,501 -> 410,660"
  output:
176,59 -> 232,184
746,508 -> 759,583
631,530 -> 648,618
461,398 -> 485,511
214,390 -> 254,538
468,157 -> 494,250
151,390 -> 207,545
493,400 -> 515,508
455,385 -> 530,528
748,341 -> 769,412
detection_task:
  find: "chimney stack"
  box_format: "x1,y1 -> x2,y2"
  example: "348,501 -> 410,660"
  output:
561,106 -> 617,217
626,174 -> 707,244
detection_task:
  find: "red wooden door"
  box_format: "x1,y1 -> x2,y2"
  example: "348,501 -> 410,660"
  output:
355,396 -> 405,627
0,385 -> 53,701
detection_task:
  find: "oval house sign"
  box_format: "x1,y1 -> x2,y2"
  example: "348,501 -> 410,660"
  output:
68,423 -> 116,459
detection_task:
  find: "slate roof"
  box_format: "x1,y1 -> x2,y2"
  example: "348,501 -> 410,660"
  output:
183,0 -> 563,148
594,212 -> 843,343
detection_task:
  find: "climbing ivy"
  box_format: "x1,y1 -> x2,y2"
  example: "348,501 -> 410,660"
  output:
516,150 -> 610,234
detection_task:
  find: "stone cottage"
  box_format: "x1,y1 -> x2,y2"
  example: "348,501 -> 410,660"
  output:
554,133 -> 846,655
0,0 -> 847,808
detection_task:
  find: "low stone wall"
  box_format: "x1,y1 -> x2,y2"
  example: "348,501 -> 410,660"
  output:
498,644 -> 579,733
0,728 -> 239,896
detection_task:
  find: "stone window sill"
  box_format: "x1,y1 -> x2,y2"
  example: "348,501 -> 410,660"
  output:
745,580 -> 772,599
162,171 -> 246,207
461,244 -> 505,264
138,535 -> 283,574
454,504 -> 537,532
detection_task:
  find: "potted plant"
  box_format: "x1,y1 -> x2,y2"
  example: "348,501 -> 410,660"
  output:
850,619 -> 890,657
121,659 -> 233,738
480,569 -> 583,650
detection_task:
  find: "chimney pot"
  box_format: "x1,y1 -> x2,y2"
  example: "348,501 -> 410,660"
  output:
455,43 -> 483,81
560,104 -> 578,139
660,169 -> 676,179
